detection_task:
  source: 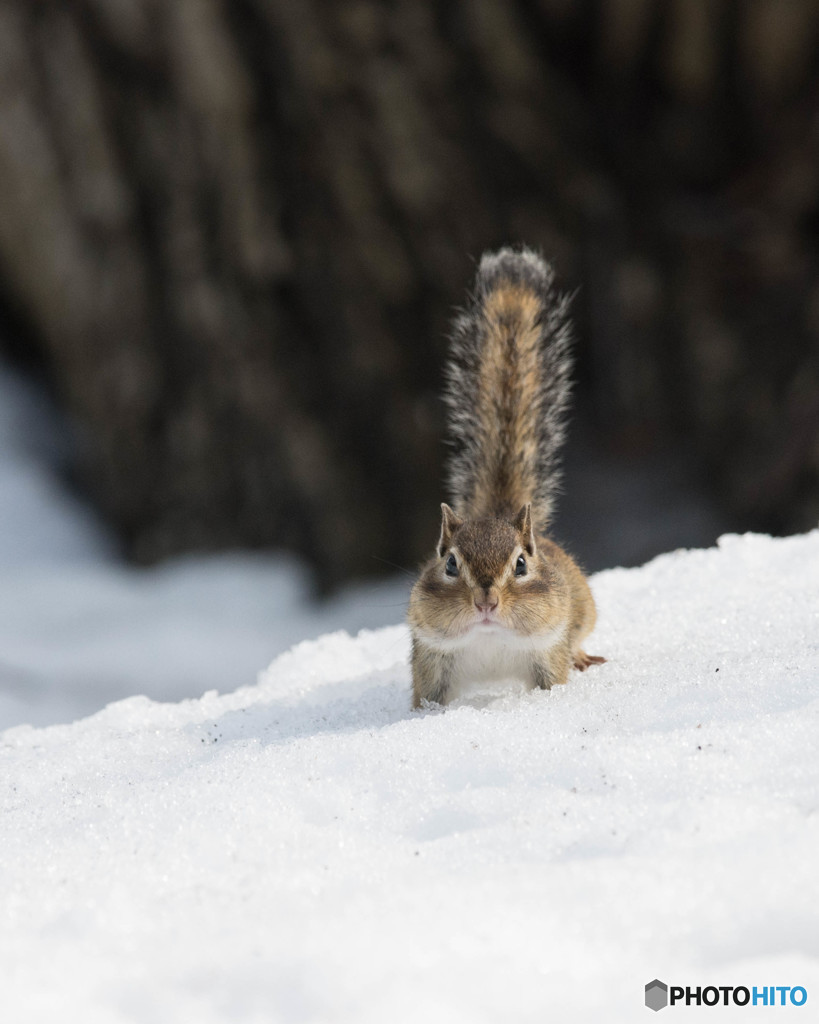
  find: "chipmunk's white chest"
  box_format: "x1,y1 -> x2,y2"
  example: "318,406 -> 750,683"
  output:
448,623 -> 564,697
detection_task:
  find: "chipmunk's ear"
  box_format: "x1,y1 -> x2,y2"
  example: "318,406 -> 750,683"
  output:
437,503 -> 463,557
512,503 -> 536,556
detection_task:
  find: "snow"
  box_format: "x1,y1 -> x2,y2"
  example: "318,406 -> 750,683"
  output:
0,362 -> 409,730
3,529 -> 818,1021
2,360 -> 818,1020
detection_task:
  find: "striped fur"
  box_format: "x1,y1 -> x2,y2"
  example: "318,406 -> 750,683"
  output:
445,247 -> 573,527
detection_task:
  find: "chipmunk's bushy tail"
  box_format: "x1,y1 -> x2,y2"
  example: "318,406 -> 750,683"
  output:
445,246 -> 573,527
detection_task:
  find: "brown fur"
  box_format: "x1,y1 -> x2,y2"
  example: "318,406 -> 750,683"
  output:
408,248 -> 604,708
467,285 -> 544,519
409,512 -> 600,707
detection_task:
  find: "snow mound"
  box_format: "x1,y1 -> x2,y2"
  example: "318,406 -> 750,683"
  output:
2,531 -> 818,1022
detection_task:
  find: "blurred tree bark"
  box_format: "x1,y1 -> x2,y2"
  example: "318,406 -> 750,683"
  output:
0,0 -> 817,584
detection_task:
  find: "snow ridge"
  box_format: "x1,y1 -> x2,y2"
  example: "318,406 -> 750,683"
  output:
2,530 -> 819,1022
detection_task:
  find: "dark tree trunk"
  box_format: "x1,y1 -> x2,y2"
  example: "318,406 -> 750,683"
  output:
0,1 -> 817,585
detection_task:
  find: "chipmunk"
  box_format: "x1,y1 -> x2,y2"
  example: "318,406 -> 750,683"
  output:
408,247 -> 604,707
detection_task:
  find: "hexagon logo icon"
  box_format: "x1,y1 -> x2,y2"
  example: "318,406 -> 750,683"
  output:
645,979 -> 668,1011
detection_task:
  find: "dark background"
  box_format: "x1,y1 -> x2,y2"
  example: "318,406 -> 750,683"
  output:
1,0 -> 817,588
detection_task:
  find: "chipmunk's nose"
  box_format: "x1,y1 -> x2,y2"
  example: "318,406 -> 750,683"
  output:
474,590 -> 499,613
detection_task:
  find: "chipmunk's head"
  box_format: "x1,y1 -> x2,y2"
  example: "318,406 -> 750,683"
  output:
408,502 -> 565,644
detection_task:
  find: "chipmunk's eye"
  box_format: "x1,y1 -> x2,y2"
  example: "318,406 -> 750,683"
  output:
514,554 -> 527,576
445,553 -> 459,577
